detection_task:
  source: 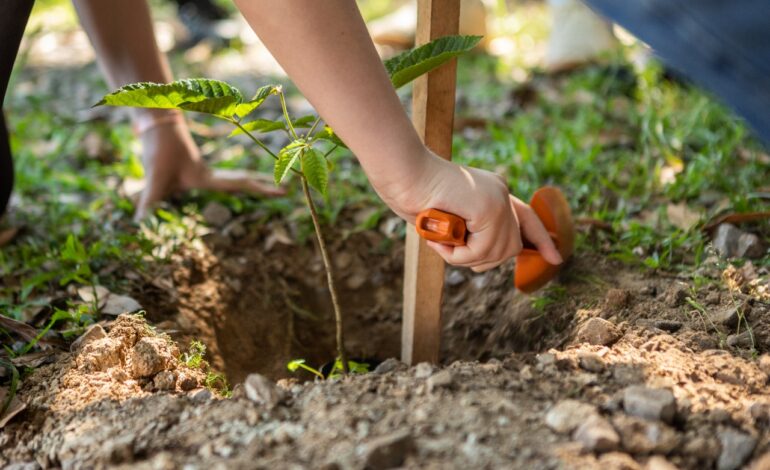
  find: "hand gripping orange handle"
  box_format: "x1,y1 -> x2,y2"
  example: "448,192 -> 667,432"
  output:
415,209 -> 467,247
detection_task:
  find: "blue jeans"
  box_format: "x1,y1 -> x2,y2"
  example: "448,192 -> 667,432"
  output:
586,0 -> 770,146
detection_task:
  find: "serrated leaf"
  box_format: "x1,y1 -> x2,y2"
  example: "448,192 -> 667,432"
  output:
384,35 -> 481,89
229,118 -> 287,137
274,140 -> 307,185
293,115 -> 316,128
301,148 -> 329,196
95,78 -> 243,115
234,85 -> 279,119
179,95 -> 240,116
314,126 -> 348,149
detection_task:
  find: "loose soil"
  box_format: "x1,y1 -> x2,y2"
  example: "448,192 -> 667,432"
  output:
2,216 -> 770,469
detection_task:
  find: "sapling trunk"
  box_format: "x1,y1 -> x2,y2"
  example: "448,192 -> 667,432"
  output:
300,177 -> 349,374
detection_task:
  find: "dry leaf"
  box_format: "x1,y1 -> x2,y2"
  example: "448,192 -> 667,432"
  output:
0,227 -> 19,248
264,224 -> 293,251
101,294 -> 142,316
77,285 -> 111,309
11,350 -> 55,368
0,387 -> 26,428
666,203 -> 701,231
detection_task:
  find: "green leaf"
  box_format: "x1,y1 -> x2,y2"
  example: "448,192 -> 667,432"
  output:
179,95 -> 240,117
384,35 -> 481,89
314,126 -> 348,149
287,359 -> 306,372
234,85 -> 280,119
95,78 -> 243,116
301,148 -> 329,196
229,118 -> 286,137
292,115 -> 316,128
274,140 -> 307,185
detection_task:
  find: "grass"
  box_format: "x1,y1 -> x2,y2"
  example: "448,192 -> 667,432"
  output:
1,3 -> 768,360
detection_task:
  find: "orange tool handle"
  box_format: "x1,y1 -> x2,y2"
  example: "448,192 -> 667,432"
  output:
415,209 -> 467,246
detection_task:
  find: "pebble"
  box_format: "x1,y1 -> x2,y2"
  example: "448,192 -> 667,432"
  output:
576,318 -> 621,346
622,386 -> 676,423
726,331 -> 753,349
129,337 -> 176,378
737,232 -> 765,259
471,273 -> 491,290
177,372 -> 198,391
545,400 -> 598,434
652,320 -> 682,333
414,362 -> 434,379
536,353 -> 557,367
713,223 -> 766,259
645,456 -> 678,470
573,415 -> 619,452
445,270 -> 466,287
664,285 -> 688,307
605,289 -> 631,311
611,414 -> 679,454
709,305 -> 740,328
361,428 -> 413,470
153,371 -> 176,391
598,452 -> 641,470
578,353 -> 605,373
717,429 -> 757,470
426,370 -> 453,392
758,355 -> 770,375
201,201 -> 232,227
373,358 -> 404,375
244,373 -> 284,410
191,388 -> 213,402
69,324 -> 106,352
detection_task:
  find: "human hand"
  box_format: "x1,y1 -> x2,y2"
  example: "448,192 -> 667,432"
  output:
378,149 -> 563,272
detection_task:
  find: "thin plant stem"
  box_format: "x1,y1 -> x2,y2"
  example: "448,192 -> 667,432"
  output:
279,91 -> 299,139
228,119 -> 302,176
305,116 -> 322,139
300,177 -> 349,374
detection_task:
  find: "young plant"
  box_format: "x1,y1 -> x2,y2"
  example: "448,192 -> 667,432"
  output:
96,35 -> 481,375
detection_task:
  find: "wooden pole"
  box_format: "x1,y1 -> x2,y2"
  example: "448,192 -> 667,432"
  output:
402,0 -> 461,365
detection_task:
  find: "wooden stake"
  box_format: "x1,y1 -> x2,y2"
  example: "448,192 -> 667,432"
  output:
402,0 -> 461,365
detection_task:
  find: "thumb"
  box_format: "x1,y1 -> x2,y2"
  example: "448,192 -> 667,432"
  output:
511,196 -> 563,265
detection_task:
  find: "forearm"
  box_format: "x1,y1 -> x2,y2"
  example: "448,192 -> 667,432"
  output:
234,0 -> 431,195
73,0 -> 176,123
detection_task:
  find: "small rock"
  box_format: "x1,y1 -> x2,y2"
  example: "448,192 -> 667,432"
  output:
373,358 -> 404,375
191,388 -> 213,402
578,353 -> 605,373
664,285 -> 688,307
737,232 -> 765,259
426,370 -> 453,392
177,372 -> 199,391
201,201 -> 232,227
758,355 -> 770,375
605,289 -> 631,311
471,273 -> 491,290
70,324 -> 107,352
414,362 -> 434,379
717,429 -> 757,470
361,428 -> 413,470
573,415 -> 619,452
710,305 -> 741,328
612,414 -> 679,454
129,337 -> 177,378
77,337 -> 124,372
598,452 -> 641,470
244,373 -> 284,409
727,331 -> 753,349
623,386 -> 676,423
537,353 -> 557,366
446,270 -> 466,287
153,370 -> 176,391
683,436 -> 720,461
713,224 -> 742,258
545,400 -> 598,434
644,456 -> 678,470
576,318 -> 621,346
652,320 -> 682,333
77,285 -> 111,308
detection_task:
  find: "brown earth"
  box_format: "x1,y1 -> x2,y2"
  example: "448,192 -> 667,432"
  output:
2,215 -> 770,469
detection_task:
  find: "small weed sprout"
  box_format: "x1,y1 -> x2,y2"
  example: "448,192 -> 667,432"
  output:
97,35 -> 481,374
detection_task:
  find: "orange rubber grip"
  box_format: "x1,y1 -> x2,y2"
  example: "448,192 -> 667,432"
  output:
415,209 -> 467,246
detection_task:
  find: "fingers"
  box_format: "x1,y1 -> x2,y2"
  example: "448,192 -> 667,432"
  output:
203,169 -> 287,197
510,196 -> 563,265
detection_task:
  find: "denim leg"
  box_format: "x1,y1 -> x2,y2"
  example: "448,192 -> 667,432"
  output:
0,0 -> 34,216
585,0 -> 770,146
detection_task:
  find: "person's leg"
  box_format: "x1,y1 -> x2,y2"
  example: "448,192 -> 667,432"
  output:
72,0 -> 283,220
585,0 -> 770,146
0,0 -> 34,218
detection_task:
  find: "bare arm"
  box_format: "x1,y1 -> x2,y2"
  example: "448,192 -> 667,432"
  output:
235,0 -> 562,270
